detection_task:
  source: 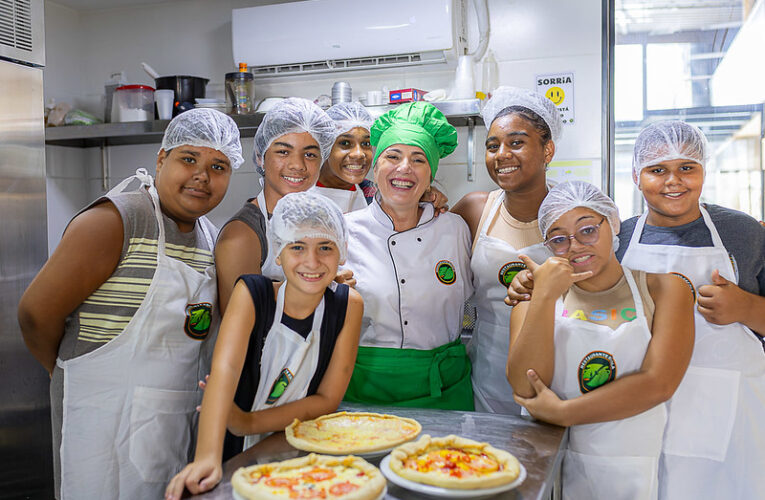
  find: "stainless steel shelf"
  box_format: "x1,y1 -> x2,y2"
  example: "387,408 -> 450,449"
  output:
44,101 -> 483,148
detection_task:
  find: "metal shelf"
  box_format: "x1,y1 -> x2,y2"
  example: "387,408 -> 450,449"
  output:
45,114 -> 265,148
44,100 -> 483,148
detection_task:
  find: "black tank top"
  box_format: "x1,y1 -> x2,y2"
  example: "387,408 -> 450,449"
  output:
222,274 -> 349,460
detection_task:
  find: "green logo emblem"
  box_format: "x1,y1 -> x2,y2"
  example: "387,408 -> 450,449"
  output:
184,302 -> 213,340
266,368 -> 294,405
498,261 -> 527,287
435,260 -> 456,285
578,351 -> 616,393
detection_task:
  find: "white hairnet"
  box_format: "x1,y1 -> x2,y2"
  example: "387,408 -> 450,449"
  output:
481,86 -> 563,142
327,101 -> 374,138
268,191 -> 349,263
253,97 -> 336,175
538,181 -> 620,243
632,120 -> 708,180
160,108 -> 244,169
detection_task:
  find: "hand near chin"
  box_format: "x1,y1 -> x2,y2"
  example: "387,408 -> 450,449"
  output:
513,369 -> 569,427
697,269 -> 750,325
534,257 -> 593,299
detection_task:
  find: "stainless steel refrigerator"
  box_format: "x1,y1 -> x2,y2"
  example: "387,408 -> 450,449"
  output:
0,0 -> 52,497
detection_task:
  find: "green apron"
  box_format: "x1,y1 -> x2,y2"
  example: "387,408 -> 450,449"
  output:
344,338 -> 474,411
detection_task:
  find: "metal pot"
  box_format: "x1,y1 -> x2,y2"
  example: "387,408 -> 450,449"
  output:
154,75 -> 209,116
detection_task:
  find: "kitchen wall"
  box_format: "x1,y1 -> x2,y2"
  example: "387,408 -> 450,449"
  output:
44,0 -> 602,252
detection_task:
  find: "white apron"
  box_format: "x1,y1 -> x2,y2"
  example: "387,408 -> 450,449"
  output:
468,191 -> 551,413
309,184 -> 367,214
621,206 -> 765,499
57,169 -> 218,500
256,189 -> 285,281
551,268 -> 666,500
243,282 -> 324,449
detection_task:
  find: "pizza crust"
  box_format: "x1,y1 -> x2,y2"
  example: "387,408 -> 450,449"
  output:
232,453 -> 386,500
285,411 -> 422,454
389,434 -> 521,489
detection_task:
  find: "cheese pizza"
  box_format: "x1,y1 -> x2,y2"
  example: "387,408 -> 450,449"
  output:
285,411 -> 421,455
389,434 -> 521,489
231,454 -> 386,500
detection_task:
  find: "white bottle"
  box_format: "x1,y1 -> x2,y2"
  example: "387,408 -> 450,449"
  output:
481,50 -> 498,98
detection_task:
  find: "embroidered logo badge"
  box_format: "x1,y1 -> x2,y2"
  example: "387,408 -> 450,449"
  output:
578,351 -> 617,393
435,260 -> 457,285
266,368 -> 294,404
498,261 -> 527,287
184,302 -> 213,340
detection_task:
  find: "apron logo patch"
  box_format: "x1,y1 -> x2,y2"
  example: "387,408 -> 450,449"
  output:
578,351 -> 617,394
184,302 -> 213,340
498,261 -> 527,287
435,260 -> 457,285
267,368 -> 294,405
670,272 -> 697,302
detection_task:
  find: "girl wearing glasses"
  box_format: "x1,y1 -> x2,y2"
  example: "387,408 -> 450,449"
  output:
507,181 -> 694,500
451,86 -> 562,414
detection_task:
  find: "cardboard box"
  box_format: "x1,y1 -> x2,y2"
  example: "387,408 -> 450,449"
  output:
389,88 -> 427,103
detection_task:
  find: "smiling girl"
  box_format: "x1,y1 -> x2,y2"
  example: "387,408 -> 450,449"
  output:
507,181 -> 694,500
165,191 -> 362,499
451,86 -> 562,414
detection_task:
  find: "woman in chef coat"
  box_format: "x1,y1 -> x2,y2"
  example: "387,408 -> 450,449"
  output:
165,192 -> 362,499
342,101 -> 475,410
618,121 -> 765,499
451,86 -> 562,414
507,181 -> 695,500
215,98 -> 336,312
18,109 -> 243,500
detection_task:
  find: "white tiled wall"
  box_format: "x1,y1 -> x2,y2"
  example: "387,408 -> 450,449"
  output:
44,0 -> 603,252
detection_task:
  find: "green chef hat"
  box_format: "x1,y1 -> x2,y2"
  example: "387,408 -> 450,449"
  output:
371,102 -> 458,178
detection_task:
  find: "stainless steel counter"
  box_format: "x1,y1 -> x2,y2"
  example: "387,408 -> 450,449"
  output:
191,404 -> 567,500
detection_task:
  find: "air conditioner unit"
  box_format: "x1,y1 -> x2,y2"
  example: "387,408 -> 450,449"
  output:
232,0 -> 465,78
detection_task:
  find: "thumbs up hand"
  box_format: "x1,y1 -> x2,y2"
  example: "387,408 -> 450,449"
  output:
697,269 -> 748,325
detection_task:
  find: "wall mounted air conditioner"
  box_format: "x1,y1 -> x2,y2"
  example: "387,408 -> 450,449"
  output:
232,0 -> 465,78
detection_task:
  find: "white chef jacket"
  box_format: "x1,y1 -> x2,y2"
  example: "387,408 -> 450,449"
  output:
344,198 -> 473,350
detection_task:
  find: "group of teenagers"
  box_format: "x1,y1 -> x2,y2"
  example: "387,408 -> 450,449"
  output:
17,85 -> 765,500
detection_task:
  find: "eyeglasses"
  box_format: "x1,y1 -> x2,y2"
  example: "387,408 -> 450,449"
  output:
544,217 -> 606,255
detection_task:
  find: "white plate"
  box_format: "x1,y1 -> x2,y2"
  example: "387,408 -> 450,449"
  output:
233,483 -> 387,499
379,454 -> 526,499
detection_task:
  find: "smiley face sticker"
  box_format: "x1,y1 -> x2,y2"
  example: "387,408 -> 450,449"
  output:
545,86 -> 565,105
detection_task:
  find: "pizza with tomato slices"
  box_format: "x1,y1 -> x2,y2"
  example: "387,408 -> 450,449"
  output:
285,411 -> 421,455
231,453 -> 386,500
389,434 -> 521,489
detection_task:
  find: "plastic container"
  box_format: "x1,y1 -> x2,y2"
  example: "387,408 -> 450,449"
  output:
226,63 -> 255,115
112,85 -> 155,122
481,50 -> 498,98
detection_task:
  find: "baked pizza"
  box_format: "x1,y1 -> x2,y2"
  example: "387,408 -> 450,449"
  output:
285,411 -> 421,455
389,434 -> 521,489
231,453 -> 386,500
